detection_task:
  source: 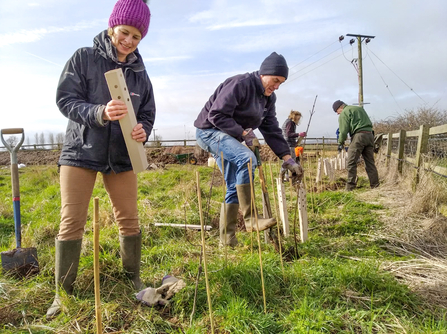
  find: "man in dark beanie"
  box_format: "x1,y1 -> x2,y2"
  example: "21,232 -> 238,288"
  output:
333,100 -> 379,190
194,52 -> 303,247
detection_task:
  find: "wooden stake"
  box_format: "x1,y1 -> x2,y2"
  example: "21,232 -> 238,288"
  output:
93,197 -> 103,334
247,160 -> 267,314
268,163 -> 284,276
195,172 -> 215,333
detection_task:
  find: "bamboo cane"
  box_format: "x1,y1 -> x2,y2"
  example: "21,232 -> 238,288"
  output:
247,160 -> 267,313
248,160 -> 254,253
93,197 -> 103,334
195,171 -> 215,334
268,163 -> 284,276
221,152 -> 227,265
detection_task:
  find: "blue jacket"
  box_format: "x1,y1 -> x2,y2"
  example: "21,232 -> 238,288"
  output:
57,30 -> 156,174
194,71 -> 290,158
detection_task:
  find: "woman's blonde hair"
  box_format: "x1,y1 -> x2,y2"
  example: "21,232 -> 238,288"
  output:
288,110 -> 302,124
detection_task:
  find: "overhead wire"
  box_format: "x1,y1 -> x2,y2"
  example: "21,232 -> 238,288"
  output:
367,46 -> 428,105
366,49 -> 403,112
285,37 -> 358,85
289,40 -> 339,70
285,53 -> 344,85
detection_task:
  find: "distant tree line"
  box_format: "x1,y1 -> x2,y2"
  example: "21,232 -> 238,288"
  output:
372,107 -> 447,134
1,132 -> 65,150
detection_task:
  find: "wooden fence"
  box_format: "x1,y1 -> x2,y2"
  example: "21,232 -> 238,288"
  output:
381,124 -> 447,187
1,137 -> 342,152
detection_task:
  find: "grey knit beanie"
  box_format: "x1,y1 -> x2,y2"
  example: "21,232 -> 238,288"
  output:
332,100 -> 345,113
259,52 -> 289,79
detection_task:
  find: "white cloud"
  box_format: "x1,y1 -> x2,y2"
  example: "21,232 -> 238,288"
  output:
143,55 -> 192,63
0,20 -> 104,47
207,19 -> 282,31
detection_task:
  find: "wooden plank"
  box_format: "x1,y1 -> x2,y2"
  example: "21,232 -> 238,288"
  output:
405,129 -> 419,137
104,68 -> 148,174
429,124 -> 447,136
276,178 -> 289,237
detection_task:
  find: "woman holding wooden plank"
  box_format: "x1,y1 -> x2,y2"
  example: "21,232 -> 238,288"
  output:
47,0 -> 155,318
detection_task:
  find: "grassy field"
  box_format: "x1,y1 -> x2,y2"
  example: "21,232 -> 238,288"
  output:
1,158 -> 447,333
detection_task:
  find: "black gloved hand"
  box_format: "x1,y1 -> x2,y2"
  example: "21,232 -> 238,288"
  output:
281,158 -> 304,185
337,144 -> 344,152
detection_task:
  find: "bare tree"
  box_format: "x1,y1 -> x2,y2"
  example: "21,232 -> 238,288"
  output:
373,107 -> 447,134
39,132 -> 45,149
48,132 -> 55,149
148,134 -> 163,147
56,132 -> 64,142
56,132 -> 65,148
5,135 -> 19,148
34,133 -> 39,147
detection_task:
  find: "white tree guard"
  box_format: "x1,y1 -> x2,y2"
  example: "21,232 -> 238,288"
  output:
298,185 -> 308,242
276,178 -> 289,237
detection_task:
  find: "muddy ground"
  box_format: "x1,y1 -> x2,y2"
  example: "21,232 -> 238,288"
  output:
0,145 -> 282,166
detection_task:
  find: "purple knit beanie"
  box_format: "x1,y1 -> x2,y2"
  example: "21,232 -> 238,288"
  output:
109,0 -> 151,39
259,52 -> 289,80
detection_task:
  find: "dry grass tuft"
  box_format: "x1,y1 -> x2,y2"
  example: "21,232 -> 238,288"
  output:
381,257 -> 447,309
361,151 -> 447,309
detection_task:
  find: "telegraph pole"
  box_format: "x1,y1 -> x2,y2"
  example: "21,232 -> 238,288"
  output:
346,34 -> 375,106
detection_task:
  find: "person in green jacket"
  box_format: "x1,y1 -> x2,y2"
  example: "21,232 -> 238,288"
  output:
333,100 -> 379,190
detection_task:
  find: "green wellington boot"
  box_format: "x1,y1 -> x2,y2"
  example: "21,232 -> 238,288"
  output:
46,238 -> 82,318
236,184 -> 276,232
219,203 -> 239,247
119,232 -> 143,290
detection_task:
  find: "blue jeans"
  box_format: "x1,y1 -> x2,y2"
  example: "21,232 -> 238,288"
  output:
196,128 -> 257,204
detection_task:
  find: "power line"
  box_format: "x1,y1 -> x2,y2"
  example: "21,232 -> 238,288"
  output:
367,46 -> 428,105
285,53 -> 344,85
288,40 -> 339,70
366,51 -> 403,112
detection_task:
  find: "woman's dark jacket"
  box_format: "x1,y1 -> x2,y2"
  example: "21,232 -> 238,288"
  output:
56,30 -> 156,174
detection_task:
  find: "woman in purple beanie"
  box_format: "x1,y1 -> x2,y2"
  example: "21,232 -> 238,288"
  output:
47,0 -> 154,318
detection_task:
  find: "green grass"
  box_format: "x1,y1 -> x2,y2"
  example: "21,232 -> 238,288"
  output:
0,164 -> 446,333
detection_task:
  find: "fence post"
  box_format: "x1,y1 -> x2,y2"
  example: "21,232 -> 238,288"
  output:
413,124 -> 429,190
322,136 -> 325,157
386,133 -> 392,167
397,130 -> 406,174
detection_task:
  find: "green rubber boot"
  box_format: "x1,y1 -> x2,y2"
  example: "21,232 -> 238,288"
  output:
236,184 -> 276,232
46,238 -> 82,319
119,232 -> 143,290
219,203 -> 239,247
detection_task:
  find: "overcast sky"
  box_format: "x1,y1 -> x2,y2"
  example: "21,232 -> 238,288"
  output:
1,0 -> 446,143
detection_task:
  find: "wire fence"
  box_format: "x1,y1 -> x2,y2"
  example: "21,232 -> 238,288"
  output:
382,124 -> 447,181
